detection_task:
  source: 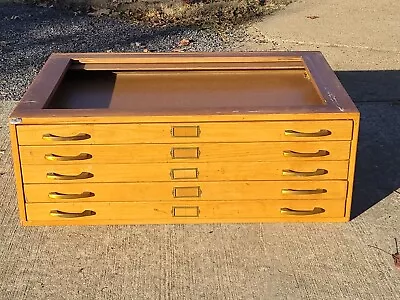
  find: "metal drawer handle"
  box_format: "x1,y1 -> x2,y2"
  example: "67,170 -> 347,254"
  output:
281,188 -> 327,195
283,150 -> 329,157
280,207 -> 325,215
48,191 -> 94,200
282,169 -> 328,176
50,210 -> 96,218
42,133 -> 91,141
45,153 -> 92,161
46,172 -> 93,180
284,129 -> 331,137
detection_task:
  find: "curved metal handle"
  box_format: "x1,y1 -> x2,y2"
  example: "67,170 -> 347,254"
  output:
48,191 -> 94,200
49,210 -> 96,218
284,129 -> 331,137
46,172 -> 93,180
45,153 -> 92,161
282,169 -> 328,176
283,150 -> 329,157
42,133 -> 91,141
280,207 -> 325,215
281,188 -> 327,195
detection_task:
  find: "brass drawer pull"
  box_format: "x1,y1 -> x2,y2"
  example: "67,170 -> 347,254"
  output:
46,172 -> 93,180
280,207 -> 325,215
171,126 -> 200,137
282,169 -> 328,176
44,153 -> 92,161
173,186 -> 201,198
281,188 -> 327,195
170,168 -> 199,180
170,147 -> 200,159
284,129 -> 331,137
172,206 -> 200,217
48,191 -> 94,200
50,209 -> 96,218
42,133 -> 91,141
283,150 -> 329,157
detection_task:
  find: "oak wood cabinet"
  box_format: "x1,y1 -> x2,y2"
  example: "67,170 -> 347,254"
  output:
9,52 -> 360,225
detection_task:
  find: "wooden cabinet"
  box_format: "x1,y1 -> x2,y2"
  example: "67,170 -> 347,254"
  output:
9,52 -> 360,225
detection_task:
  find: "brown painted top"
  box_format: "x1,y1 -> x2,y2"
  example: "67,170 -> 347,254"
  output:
10,51 -> 359,123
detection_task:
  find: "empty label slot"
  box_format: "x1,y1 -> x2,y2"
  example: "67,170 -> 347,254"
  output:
170,168 -> 199,179
173,186 -> 201,198
172,206 -> 200,217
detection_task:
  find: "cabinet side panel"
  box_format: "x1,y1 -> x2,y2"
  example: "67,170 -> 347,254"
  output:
345,116 -> 360,220
9,124 -> 27,224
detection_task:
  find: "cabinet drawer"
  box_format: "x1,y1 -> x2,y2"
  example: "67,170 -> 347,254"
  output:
25,199 -> 345,222
21,161 -> 349,183
23,180 -> 348,203
19,141 -> 351,164
16,120 -> 353,145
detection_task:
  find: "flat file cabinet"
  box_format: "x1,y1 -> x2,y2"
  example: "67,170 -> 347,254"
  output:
9,51 -> 359,225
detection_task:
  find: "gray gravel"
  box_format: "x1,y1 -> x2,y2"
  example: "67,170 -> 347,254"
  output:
0,3 -> 228,102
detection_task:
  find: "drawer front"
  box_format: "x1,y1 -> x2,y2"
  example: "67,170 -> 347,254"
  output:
23,181 -> 348,203
21,161 -> 349,183
25,199 -> 345,221
19,141 -> 351,164
16,120 -> 353,145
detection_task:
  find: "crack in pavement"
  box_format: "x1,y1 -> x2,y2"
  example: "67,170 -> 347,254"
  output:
250,26 -> 400,54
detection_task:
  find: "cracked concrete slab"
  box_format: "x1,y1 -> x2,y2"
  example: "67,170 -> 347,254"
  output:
1,98 -> 400,299
0,1 -> 400,299
236,0 -> 400,71
242,0 -> 400,52
236,39 -> 400,71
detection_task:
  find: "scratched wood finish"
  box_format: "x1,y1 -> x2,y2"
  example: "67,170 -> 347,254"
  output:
19,141 -> 351,164
25,199 -> 346,222
16,120 -> 353,145
9,124 -> 27,222
21,161 -> 350,183
23,180 -> 348,203
9,52 -> 360,225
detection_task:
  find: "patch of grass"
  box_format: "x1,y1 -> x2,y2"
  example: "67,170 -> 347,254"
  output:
17,0 -> 293,27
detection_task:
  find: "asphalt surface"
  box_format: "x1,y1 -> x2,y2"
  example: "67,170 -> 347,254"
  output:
0,2 -> 228,102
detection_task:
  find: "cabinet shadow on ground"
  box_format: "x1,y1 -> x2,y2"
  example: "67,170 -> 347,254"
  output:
335,70 -> 400,219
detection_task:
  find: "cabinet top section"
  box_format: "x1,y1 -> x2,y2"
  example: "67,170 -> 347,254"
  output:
10,51 -> 358,124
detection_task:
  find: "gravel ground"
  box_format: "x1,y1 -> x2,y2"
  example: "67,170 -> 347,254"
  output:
0,2 -> 231,103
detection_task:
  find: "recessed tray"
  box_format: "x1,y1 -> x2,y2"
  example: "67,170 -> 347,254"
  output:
10,52 -> 359,122
45,68 -> 324,112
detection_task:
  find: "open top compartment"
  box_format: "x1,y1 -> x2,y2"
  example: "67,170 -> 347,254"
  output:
46,67 -> 325,111
10,52 -> 359,123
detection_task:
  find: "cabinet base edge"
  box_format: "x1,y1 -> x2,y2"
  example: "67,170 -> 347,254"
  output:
21,217 -> 350,226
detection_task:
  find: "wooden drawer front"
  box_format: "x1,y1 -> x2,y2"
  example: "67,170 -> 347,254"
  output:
25,199 -> 345,222
16,120 -> 353,145
21,161 -> 349,183
23,181 -> 348,203
19,141 -> 351,165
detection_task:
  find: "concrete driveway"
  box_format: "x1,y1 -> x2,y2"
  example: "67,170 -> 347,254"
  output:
1,1 -> 399,299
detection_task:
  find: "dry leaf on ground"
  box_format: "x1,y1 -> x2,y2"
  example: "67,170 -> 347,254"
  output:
88,8 -> 111,17
369,238 -> 400,269
178,38 -> 191,47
